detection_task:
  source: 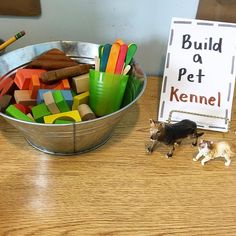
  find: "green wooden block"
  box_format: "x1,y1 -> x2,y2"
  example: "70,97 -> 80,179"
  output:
54,119 -> 74,124
5,104 -> 33,122
32,103 -> 51,123
53,90 -> 70,112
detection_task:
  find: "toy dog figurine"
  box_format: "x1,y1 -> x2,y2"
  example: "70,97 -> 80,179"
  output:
193,139 -> 233,166
147,119 -> 204,158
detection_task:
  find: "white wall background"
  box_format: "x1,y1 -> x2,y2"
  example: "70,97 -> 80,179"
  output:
0,0 -> 199,75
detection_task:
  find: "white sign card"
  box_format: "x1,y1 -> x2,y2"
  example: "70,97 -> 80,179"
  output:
158,17 -> 236,132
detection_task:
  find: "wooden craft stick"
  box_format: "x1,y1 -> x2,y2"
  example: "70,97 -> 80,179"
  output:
115,44 -> 128,74
106,43 -> 120,73
100,44 -> 111,72
115,39 -> 125,45
41,64 -> 92,84
94,56 -> 100,71
98,45 -> 104,58
125,43 -> 137,66
122,65 -> 131,75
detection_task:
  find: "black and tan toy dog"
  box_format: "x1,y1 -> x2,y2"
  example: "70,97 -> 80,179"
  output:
147,119 -> 204,158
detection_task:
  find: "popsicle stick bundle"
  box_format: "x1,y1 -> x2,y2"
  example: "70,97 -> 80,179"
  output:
95,39 -> 137,75
0,39 -> 137,123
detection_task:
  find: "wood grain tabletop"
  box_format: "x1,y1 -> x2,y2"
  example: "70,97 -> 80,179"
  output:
0,76 -> 236,236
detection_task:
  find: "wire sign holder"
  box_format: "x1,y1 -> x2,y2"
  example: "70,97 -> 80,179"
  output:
158,17 -> 236,132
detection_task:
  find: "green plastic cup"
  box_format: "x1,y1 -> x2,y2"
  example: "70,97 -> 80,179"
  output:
89,69 -> 129,117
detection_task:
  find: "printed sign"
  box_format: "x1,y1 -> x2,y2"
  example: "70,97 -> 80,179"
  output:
158,17 -> 236,132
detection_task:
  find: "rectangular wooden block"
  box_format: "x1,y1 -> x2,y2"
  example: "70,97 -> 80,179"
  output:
0,77 -> 16,96
37,89 -> 73,108
53,90 -> 70,113
14,103 -> 31,114
71,73 -> 89,94
29,74 -> 40,99
72,91 -> 89,110
14,90 -> 36,106
44,110 -> 81,124
43,91 -> 60,114
32,103 -> 51,123
5,104 -> 33,122
0,95 -> 12,111
54,119 -> 74,124
40,79 -> 70,90
14,68 -> 46,90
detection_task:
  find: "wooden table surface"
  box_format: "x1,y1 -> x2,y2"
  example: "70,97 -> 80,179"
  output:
0,76 -> 236,236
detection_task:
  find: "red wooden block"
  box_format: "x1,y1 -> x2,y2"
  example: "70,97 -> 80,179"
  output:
14,68 -> 46,90
14,103 -> 31,114
0,77 -> 17,96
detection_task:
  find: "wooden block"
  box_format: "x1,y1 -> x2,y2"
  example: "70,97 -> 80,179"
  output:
52,90 -> 70,112
32,103 -> 51,123
0,77 -> 17,96
0,77 -> 13,90
37,89 -> 73,108
72,91 -> 89,110
42,91 -> 60,114
37,89 -> 50,104
44,110 -> 81,124
40,79 -> 70,90
71,73 -> 89,94
57,79 -> 70,90
14,103 -> 31,114
27,48 -> 78,70
29,74 -> 40,99
14,68 -> 46,90
54,119 -> 74,124
78,104 -> 96,121
14,90 -> 36,106
41,64 -> 91,84
60,90 -> 73,109
0,94 -> 12,111
5,104 -> 33,122
26,113 -> 35,122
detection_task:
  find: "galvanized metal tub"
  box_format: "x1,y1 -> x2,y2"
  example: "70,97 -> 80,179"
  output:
0,41 -> 146,155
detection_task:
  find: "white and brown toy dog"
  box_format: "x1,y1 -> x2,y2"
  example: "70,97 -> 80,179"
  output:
193,139 -> 233,166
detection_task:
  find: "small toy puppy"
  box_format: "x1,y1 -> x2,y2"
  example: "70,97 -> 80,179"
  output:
193,139 -> 233,166
147,119 -> 204,158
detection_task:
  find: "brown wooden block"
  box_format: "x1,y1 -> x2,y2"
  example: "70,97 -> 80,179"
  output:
14,90 -> 36,106
43,91 -> 60,114
27,48 -> 78,70
41,64 -> 92,84
78,104 -> 96,121
0,94 -> 12,111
